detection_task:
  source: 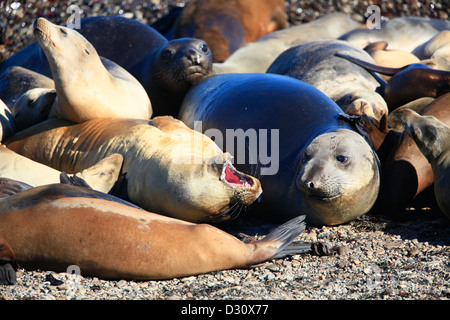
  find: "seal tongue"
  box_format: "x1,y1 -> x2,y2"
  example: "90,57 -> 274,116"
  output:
221,161 -> 253,188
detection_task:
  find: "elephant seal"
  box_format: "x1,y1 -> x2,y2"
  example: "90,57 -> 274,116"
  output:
0,146 -> 123,194
0,66 -> 55,108
172,0 -> 288,62
0,179 -> 311,280
266,40 -> 388,122
339,17 -> 450,52
400,109 -> 450,219
380,93 -> 450,217
5,116 -> 262,223
179,73 -> 380,225
212,13 -> 361,74
335,53 -> 450,110
0,234 -> 18,285
0,16 -> 212,118
0,99 -> 14,143
33,18 -> 152,123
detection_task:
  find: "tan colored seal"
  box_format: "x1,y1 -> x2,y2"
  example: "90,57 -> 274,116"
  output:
0,146 -> 123,194
5,116 -> 262,223
400,109 -> 450,218
413,30 -> 450,71
33,18 -> 152,123
0,180 -> 309,280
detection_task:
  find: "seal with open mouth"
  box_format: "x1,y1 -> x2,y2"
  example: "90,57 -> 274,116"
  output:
5,116 -> 262,223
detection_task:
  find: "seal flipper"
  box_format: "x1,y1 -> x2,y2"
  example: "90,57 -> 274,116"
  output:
0,235 -> 18,285
0,177 -> 33,199
60,172 -> 93,189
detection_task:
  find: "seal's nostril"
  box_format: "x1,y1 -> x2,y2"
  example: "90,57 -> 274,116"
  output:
308,181 -> 315,189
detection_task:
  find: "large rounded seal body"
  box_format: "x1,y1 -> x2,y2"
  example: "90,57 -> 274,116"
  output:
0,181 -> 307,280
172,0 -> 288,62
212,13 -> 361,74
266,40 -> 388,122
33,18 -> 152,123
381,93 -> 450,216
400,109 -> 450,219
179,73 -> 380,225
5,116 -> 262,223
339,17 -> 450,52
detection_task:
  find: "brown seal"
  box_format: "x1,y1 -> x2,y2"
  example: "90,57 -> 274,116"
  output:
335,52 -> 450,110
5,116 -> 262,223
33,18 -> 152,123
172,0 -> 288,62
0,179 -> 311,280
380,93 -> 450,217
400,109 -> 450,219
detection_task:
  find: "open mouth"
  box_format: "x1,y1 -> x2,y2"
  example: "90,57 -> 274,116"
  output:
221,160 -> 254,188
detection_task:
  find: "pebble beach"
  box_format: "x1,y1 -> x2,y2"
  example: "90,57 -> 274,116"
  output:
0,0 -> 449,304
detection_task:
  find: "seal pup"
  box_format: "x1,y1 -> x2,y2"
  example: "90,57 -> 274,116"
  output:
212,13 -> 361,74
401,109 -> 450,219
335,53 -> 450,110
33,18 -> 152,123
0,146 -> 123,194
339,17 -> 450,52
380,93 -> 450,217
172,0 -> 288,62
0,99 -> 14,143
0,179 -> 310,280
267,40 -> 388,122
5,116 -> 262,223
179,73 -> 380,225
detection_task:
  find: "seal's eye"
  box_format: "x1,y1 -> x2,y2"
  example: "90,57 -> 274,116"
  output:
302,152 -> 311,163
84,48 -> 90,55
60,29 -> 68,36
336,155 -> 349,164
200,43 -> 209,54
161,49 -> 174,60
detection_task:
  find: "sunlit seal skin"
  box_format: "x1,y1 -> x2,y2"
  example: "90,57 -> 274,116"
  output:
212,13 -> 361,74
0,179 -> 311,280
172,0 -> 288,62
0,146 -> 123,194
0,234 -> 18,285
267,40 -> 388,122
400,109 -> 450,219
0,99 -> 14,143
10,88 -> 56,131
380,93 -> 450,217
0,66 -> 55,108
179,73 -> 380,225
339,17 -> 450,52
335,53 -> 450,110
413,30 -> 450,71
32,18 -> 152,123
5,116 -> 262,223
0,16 -> 212,118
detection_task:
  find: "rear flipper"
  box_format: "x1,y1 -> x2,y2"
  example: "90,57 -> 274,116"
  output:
0,263 -> 17,285
0,235 -> 18,285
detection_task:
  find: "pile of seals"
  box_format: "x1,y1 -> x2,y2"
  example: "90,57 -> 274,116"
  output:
0,0 -> 449,282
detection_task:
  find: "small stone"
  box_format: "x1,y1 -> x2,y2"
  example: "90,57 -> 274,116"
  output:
336,246 -> 351,255
409,248 -> 420,256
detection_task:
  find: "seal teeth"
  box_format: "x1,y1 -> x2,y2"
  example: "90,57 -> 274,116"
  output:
220,159 -> 254,188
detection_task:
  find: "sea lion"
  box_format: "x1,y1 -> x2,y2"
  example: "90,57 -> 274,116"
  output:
0,146 -> 123,194
400,109 -> 450,218
413,30 -> 450,71
339,17 -> 450,52
179,73 -> 380,225
0,99 -> 14,142
0,16 -> 212,118
212,13 -> 361,74
0,66 -> 55,108
5,116 -> 262,223
0,234 -> 18,285
32,18 -> 152,123
335,53 -> 450,110
380,93 -> 450,217
10,88 -> 57,131
266,40 -> 388,122
172,0 -> 288,62
0,179 -> 311,280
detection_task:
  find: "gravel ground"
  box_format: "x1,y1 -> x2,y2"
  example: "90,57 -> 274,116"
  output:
0,0 -> 449,303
